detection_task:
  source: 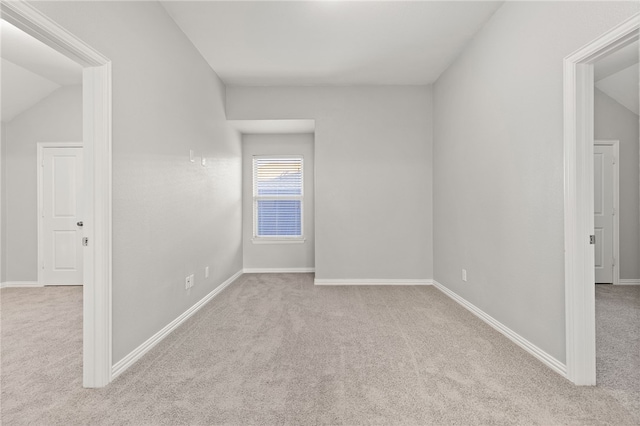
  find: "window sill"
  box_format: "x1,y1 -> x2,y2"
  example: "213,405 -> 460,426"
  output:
252,238 -> 306,245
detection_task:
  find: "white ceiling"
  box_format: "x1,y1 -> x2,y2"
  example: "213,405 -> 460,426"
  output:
1,58 -> 61,122
595,40 -> 639,115
596,63 -> 639,115
161,1 -> 504,86
1,19 -> 82,86
1,19 -> 82,123
594,40 -> 638,81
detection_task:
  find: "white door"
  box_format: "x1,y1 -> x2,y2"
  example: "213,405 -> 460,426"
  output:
594,144 -> 614,283
41,146 -> 84,285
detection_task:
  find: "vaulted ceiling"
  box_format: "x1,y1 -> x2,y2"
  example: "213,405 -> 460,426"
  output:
1,19 -> 82,123
595,41 -> 639,115
161,1 -> 504,86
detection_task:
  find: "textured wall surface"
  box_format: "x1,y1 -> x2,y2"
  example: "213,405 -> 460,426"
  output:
33,1 -> 243,363
433,1 -> 639,363
3,85 -> 82,282
227,86 -> 433,281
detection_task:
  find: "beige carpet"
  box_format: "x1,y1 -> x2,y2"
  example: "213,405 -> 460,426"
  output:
595,284 -> 640,419
1,274 -> 638,425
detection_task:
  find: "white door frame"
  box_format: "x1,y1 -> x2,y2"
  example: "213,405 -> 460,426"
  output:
594,140 -> 620,285
0,1 -> 113,388
563,13 -> 639,386
37,142 -> 84,286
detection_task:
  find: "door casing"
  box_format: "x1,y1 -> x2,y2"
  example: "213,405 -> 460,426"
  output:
563,13 -> 639,385
594,140 -> 620,285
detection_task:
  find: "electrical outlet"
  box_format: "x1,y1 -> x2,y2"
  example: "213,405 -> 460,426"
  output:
185,275 -> 192,290
205,267 -> 209,278
462,269 -> 467,282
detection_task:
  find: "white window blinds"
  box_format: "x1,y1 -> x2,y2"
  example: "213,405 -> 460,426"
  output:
253,157 -> 303,238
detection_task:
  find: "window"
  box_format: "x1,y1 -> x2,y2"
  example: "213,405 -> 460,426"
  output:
253,156 -> 303,240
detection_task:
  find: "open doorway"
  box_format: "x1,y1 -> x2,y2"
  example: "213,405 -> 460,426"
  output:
1,2 -> 112,388
1,18 -> 84,288
592,40 -> 640,417
563,13 -> 639,387
593,41 -> 639,286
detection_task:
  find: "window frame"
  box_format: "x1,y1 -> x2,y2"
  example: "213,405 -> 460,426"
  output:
252,155 -> 305,243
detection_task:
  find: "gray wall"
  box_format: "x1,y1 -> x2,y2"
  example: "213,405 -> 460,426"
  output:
3,85 -> 82,282
595,89 -> 640,280
33,1 -> 243,364
242,133 -> 315,270
433,1 -> 639,364
227,86 -> 433,281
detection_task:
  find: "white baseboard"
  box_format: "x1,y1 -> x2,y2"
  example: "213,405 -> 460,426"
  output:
617,279 -> 640,285
432,280 -> 567,378
111,269 -> 243,379
243,268 -> 315,273
314,278 -> 433,286
0,281 -> 42,288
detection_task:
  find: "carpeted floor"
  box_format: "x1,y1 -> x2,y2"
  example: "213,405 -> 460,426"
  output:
595,284 -> 640,420
1,274 -> 638,425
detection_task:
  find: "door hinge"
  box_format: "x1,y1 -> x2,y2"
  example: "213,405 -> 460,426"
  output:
82,237 -> 89,246
590,235 -> 596,245
612,258 -> 616,267
612,208 -> 616,216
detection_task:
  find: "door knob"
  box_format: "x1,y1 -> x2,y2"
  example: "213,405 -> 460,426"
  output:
77,221 -> 83,227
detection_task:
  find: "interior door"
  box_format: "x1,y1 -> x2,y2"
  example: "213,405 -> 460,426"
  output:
594,144 -> 614,283
41,146 -> 84,285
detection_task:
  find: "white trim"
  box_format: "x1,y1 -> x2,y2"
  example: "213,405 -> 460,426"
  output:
1,0 -> 113,388
243,267 -> 315,273
111,269 -> 243,380
37,142 -> 83,287
618,279 -> 640,285
251,238 -> 306,244
0,281 -> 42,288
594,140 -> 620,285
0,2 -> 109,67
82,63 -> 113,389
314,278 -> 433,286
433,281 -> 567,377
563,13 -> 639,386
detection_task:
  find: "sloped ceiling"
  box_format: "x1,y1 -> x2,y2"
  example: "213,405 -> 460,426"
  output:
1,19 -> 82,123
596,63 -> 639,115
161,1 -> 504,86
595,41 -> 639,115
1,59 -> 61,123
